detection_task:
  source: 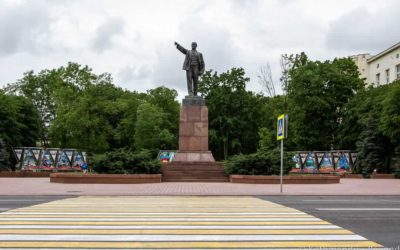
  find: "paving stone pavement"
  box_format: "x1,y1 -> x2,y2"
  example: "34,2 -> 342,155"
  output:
0,196 -> 383,249
0,178 -> 400,195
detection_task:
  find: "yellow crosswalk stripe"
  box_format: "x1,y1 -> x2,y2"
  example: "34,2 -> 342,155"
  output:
0,241 -> 382,248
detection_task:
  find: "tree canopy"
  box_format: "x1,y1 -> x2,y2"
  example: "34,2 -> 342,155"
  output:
0,92 -> 41,169
4,63 -> 180,155
199,68 -> 264,160
1,57 -> 399,175
339,82 -> 400,173
285,53 -> 364,150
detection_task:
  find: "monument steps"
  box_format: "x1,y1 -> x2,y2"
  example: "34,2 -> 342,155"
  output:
162,178 -> 229,182
161,162 -> 229,182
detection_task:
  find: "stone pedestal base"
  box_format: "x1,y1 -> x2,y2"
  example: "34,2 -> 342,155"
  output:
174,151 -> 215,162
174,96 -> 215,163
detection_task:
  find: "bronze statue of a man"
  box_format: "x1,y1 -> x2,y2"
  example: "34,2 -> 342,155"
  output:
174,41 -> 205,96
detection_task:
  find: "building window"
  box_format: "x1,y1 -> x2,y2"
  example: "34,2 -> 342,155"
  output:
386,69 -> 390,84
377,64 -> 379,68
396,64 -> 400,80
376,73 -> 380,86
397,53 -> 399,59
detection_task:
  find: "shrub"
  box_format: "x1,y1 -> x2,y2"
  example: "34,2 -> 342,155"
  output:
361,166 -> 373,178
225,148 -> 292,175
393,168 -> 400,179
0,138 -> 10,171
91,149 -> 161,174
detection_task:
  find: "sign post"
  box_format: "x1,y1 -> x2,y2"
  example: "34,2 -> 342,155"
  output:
277,114 -> 288,193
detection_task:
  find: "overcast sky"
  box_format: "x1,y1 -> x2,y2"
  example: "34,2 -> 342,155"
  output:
0,0 -> 399,99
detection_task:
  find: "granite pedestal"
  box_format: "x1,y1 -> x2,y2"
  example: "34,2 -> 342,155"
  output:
173,96 -> 215,162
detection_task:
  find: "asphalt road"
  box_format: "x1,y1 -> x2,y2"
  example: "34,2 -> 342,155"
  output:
1,195 -> 399,248
260,195 -> 400,248
0,196 -> 74,211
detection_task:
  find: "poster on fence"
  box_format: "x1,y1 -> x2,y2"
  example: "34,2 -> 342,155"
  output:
336,152 -> 351,172
319,152 -> 334,172
21,149 -> 37,169
49,149 -> 59,164
290,154 -> 302,173
73,152 -> 85,167
299,152 -> 308,167
64,150 -> 74,163
41,150 -> 54,168
57,151 -> 71,167
303,152 -> 318,172
82,152 -> 87,162
32,149 -> 41,163
350,152 -> 358,166
13,149 -> 23,161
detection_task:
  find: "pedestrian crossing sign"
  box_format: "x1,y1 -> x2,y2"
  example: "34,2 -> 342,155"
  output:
277,114 -> 287,140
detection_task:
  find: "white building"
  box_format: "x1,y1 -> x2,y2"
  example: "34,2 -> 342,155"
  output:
350,53 -> 371,81
351,42 -> 400,86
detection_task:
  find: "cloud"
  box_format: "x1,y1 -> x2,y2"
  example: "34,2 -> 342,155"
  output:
326,3 -> 400,53
151,16 -> 239,98
0,0 -> 399,98
0,1 -> 53,56
92,17 -> 125,53
118,65 -> 152,86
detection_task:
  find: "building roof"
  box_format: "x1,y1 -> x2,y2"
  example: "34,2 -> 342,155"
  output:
350,53 -> 370,58
367,42 -> 400,63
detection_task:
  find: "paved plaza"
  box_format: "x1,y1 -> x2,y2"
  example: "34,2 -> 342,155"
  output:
0,179 -> 399,248
0,178 -> 400,196
0,196 -> 383,249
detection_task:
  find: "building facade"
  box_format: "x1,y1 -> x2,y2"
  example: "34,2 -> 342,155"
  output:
351,42 -> 400,86
350,53 -> 371,81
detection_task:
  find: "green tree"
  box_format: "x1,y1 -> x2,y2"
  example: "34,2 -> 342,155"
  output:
286,53 -> 364,150
113,91 -> 144,149
0,92 -> 41,170
0,93 -> 41,147
199,68 -> 264,160
4,62 -> 111,145
341,81 -> 400,173
380,81 -> 400,170
49,82 -> 126,153
355,118 -> 389,175
146,86 -> 180,141
134,102 -> 175,153
258,95 -> 287,151
5,62 -> 182,154
5,70 -> 59,145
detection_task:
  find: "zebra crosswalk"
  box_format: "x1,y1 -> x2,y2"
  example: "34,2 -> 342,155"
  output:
0,196 -> 383,249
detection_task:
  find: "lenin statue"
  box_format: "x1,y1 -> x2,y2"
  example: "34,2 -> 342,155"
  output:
174,41 -> 205,96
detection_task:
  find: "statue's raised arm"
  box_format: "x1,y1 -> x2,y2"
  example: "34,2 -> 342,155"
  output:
174,41 -> 188,55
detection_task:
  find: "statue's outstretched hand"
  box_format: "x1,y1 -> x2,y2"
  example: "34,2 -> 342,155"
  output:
174,41 -> 178,46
